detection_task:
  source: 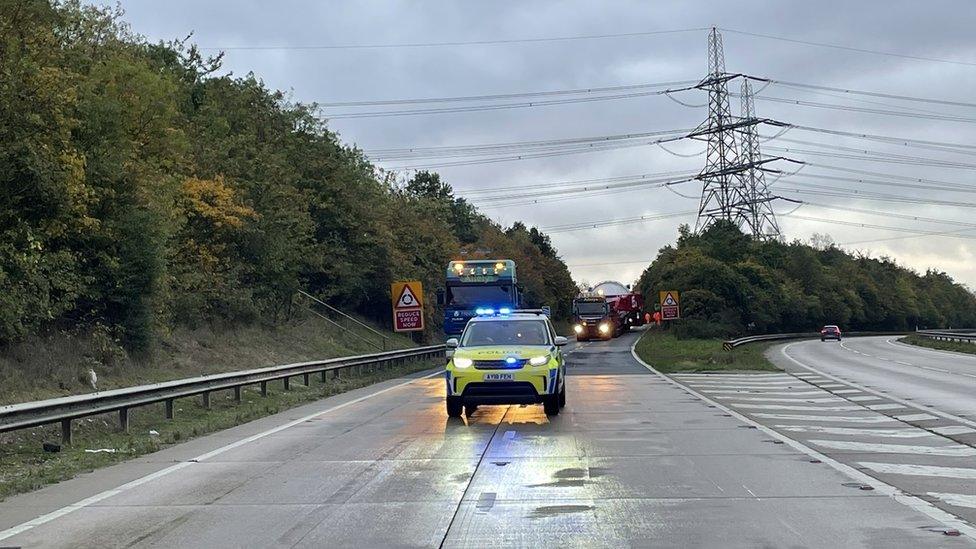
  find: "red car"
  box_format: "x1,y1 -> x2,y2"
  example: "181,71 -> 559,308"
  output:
821,325 -> 842,341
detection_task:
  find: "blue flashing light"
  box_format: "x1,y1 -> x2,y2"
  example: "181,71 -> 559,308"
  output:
505,357 -> 517,364
499,307 -> 511,314
475,307 -> 495,315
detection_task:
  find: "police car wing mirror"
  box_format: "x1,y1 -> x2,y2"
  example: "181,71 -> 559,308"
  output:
436,288 -> 445,306
445,338 -> 459,348
554,336 -> 568,347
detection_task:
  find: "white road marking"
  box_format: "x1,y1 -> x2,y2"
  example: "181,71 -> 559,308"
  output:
847,396 -> 883,402
722,396 -> 845,404
671,374 -> 793,379
932,426 -> 976,436
754,413 -> 900,424
922,366 -> 950,374
774,425 -> 937,438
0,370 -> 442,542
629,340 -> 976,541
732,403 -> 865,411
832,389 -> 862,395
929,493 -> 976,509
866,403 -> 905,411
895,361 -> 912,366
779,343 -> 976,427
686,384 -> 807,390
860,462 -> 976,480
895,413 -> 939,422
817,384 -> 847,388
702,390 -> 826,397
809,439 -> 976,457
686,380 -> 801,385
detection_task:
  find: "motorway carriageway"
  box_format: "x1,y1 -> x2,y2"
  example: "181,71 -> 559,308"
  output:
0,332 -> 973,547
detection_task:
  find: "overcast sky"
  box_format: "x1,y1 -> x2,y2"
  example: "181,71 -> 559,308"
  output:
101,1 -> 976,289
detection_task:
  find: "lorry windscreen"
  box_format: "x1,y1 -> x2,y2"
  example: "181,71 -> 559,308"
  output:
575,302 -> 606,315
447,285 -> 513,306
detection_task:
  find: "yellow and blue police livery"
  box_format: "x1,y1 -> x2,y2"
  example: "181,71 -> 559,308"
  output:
444,310 -> 568,417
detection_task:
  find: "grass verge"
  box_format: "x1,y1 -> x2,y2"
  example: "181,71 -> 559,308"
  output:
634,330 -> 781,373
900,334 -> 976,355
0,359 -> 436,501
0,316 -> 419,406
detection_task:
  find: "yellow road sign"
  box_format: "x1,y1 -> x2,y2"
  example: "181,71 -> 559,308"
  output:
660,290 -> 680,320
392,281 -> 424,332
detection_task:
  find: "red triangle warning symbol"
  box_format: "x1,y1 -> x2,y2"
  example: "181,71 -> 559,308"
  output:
396,285 -> 421,308
662,292 -> 678,306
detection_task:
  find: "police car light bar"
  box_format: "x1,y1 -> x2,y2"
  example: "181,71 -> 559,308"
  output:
474,308 -> 545,316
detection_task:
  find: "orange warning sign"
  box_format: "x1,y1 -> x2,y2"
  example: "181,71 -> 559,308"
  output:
392,281 -> 424,332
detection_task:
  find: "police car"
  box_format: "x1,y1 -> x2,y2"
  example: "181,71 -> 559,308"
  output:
444,309 -> 568,417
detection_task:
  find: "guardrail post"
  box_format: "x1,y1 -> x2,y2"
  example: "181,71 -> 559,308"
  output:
334,368 -> 341,380
320,370 -> 328,383
119,408 -> 129,432
283,377 -> 291,391
202,392 -> 211,409
165,399 -> 174,419
61,419 -> 72,445
260,381 -> 268,397
233,386 -> 242,402
303,373 -> 310,386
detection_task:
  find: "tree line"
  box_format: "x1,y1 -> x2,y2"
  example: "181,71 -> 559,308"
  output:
0,1 -> 577,350
637,222 -> 976,338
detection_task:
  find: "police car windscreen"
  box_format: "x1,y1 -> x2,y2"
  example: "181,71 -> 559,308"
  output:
462,320 -> 549,346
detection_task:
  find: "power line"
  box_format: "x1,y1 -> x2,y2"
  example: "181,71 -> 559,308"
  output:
540,210 -> 697,233
566,259 -> 656,267
379,132 -> 692,169
465,174 -> 695,203
754,78 -> 976,109
321,80 -> 698,107
719,28 -> 976,68
746,95 -> 976,124
367,127 -> 693,158
325,86 -> 698,119
200,27 -> 709,51
454,170 -> 693,196
761,136 -> 976,169
785,124 -> 976,154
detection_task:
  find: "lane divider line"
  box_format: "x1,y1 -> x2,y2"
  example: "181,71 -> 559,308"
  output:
629,339 -> 976,541
0,370 -> 442,542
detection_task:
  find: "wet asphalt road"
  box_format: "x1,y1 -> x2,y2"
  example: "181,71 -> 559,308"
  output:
0,332 -> 972,547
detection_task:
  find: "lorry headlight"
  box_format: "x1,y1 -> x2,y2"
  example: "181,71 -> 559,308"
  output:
598,323 -> 610,333
453,357 -> 473,368
529,354 -> 550,366
573,324 -> 583,334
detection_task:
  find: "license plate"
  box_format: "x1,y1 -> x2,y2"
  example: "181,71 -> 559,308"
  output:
483,373 -> 514,382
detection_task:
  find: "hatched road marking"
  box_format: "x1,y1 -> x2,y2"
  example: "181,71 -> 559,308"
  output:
809,439 -> 976,457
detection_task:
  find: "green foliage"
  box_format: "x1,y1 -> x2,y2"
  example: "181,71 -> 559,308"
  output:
638,222 -> 976,337
0,2 -> 577,348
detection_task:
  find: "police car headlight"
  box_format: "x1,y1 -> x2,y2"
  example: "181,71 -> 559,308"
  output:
598,323 -> 610,333
453,357 -> 473,368
529,354 -> 550,366
573,324 -> 583,334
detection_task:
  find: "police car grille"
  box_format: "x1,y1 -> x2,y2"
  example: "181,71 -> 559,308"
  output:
474,359 -> 526,370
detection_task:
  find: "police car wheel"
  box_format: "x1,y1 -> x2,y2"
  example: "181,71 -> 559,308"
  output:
543,382 -> 560,416
558,382 -> 566,408
464,403 -> 478,416
446,397 -> 463,418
